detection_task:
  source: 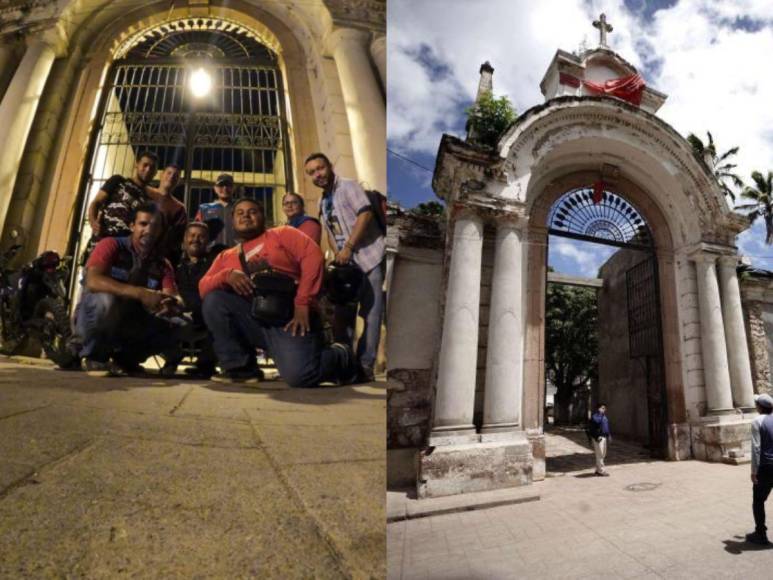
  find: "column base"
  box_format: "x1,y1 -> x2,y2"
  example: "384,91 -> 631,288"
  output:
690,416 -> 755,463
480,422 -> 520,435
706,407 -> 736,416
428,425 -> 478,447
418,431 -> 533,498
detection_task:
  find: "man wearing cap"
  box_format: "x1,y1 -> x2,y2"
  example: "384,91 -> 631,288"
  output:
199,198 -> 356,386
748,393 -> 773,545
195,173 -> 237,251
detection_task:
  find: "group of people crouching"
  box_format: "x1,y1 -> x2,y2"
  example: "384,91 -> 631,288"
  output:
72,150 -> 385,387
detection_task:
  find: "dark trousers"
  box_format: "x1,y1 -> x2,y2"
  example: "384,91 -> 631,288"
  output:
75,291 -> 181,364
202,290 -> 344,388
754,464 -> 773,534
332,261 -> 384,371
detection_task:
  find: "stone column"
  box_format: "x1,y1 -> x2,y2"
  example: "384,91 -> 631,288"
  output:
370,35 -> 386,91
0,37 -> 57,236
328,28 -> 386,192
430,212 -> 484,439
692,253 -> 735,414
718,256 -> 756,409
482,217 -> 524,434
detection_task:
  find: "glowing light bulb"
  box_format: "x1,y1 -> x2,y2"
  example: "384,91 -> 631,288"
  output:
189,68 -> 212,98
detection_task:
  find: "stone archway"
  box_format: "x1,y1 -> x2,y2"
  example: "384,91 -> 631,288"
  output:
421,94 -> 757,497
525,171 -> 683,463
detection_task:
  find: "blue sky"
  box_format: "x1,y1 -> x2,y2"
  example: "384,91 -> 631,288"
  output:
387,0 -> 773,274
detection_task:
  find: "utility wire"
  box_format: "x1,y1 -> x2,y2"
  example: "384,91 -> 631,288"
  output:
388,148 -> 434,174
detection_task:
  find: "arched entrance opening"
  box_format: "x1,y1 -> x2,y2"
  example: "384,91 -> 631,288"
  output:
544,183 -> 668,470
69,17 -> 292,271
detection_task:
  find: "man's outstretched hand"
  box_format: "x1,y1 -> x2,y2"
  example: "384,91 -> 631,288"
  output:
227,269 -> 255,297
284,305 -> 310,337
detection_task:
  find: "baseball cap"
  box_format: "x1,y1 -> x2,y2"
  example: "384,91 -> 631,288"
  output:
215,174 -> 234,186
755,394 -> 773,409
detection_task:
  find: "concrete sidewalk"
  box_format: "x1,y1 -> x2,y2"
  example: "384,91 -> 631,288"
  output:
0,356 -> 385,579
389,431 -> 773,579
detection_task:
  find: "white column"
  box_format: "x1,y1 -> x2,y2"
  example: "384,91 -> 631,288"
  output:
0,38 -> 56,235
370,35 -> 386,91
431,213 -> 484,438
693,253 -> 734,414
718,256 -> 756,409
482,218 -> 524,433
328,28 -> 386,192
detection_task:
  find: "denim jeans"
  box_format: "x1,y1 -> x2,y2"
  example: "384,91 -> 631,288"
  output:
333,261 -> 384,371
753,464 -> 773,534
74,290 -> 181,364
202,290 -> 345,388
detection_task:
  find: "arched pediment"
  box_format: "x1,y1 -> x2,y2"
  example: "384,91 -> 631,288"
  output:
497,96 -> 746,247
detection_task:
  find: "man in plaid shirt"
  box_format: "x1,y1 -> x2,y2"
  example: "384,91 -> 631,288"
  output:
304,152 -> 385,381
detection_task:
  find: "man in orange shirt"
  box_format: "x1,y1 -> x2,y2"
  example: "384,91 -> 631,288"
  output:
199,198 -> 355,386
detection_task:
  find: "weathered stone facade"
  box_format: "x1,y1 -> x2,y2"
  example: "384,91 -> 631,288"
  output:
741,271 -> 773,395
388,39 -> 759,498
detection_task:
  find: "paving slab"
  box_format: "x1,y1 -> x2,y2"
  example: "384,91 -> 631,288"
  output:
389,428 -> 773,579
0,356 -> 385,579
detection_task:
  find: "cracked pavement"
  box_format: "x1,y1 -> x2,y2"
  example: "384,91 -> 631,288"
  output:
0,356 -> 385,579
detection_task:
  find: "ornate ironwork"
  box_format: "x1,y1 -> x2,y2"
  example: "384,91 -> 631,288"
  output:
626,257 -> 660,358
121,18 -> 278,63
548,187 -> 653,247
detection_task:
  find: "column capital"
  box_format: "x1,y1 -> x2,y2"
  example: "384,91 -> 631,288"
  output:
26,23 -> 69,57
689,251 -> 720,265
491,211 -> 528,231
718,254 -> 740,269
325,27 -> 371,55
370,34 -> 386,51
451,202 -> 482,223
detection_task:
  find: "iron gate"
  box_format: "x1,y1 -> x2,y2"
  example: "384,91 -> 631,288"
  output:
626,256 -> 668,458
69,19 -> 292,269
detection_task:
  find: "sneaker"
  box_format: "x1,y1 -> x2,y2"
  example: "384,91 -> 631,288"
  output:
184,365 -> 216,379
83,358 -> 116,378
331,342 -> 358,385
159,362 -> 178,378
211,366 -> 263,385
746,531 -> 771,545
595,471 -> 610,477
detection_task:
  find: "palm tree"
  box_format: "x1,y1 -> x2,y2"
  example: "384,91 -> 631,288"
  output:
737,171 -> 773,244
687,131 -> 744,202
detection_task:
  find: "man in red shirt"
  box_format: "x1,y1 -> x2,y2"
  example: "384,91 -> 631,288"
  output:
199,198 -> 355,386
74,203 -> 183,376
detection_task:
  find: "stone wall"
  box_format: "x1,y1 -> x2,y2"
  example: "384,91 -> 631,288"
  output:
741,272 -> 773,395
386,211 -> 444,449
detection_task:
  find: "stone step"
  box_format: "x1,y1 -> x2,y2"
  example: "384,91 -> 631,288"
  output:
387,485 -> 540,522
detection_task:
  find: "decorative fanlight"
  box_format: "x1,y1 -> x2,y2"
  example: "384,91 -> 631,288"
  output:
548,187 -> 653,247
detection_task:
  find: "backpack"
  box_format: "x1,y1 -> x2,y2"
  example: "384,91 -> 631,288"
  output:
365,190 -> 387,235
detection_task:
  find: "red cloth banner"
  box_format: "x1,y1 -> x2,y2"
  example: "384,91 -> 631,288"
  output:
592,180 -> 605,204
559,72 -> 581,88
582,73 -> 646,106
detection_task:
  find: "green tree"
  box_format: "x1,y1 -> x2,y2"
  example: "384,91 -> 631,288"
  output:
737,170 -> 773,244
465,92 -> 516,149
687,131 -> 744,202
412,201 -> 445,217
545,282 -> 598,425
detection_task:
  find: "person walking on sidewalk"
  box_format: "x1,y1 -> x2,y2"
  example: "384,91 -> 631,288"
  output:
747,393 -> 773,545
588,403 -> 611,476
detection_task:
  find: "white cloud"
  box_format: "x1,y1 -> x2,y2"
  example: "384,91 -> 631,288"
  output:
550,237 -> 617,277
